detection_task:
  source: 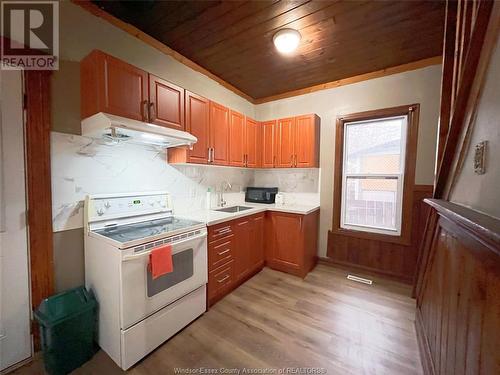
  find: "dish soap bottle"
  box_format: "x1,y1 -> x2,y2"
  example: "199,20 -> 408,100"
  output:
206,188 -> 212,209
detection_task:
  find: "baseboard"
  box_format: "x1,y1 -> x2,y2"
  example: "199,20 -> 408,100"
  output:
318,257 -> 414,284
415,308 -> 436,375
0,356 -> 34,375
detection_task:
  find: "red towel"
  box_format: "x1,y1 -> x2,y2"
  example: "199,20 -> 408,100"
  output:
149,245 -> 173,279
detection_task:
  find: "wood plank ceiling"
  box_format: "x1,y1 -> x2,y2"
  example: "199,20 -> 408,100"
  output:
92,0 -> 445,100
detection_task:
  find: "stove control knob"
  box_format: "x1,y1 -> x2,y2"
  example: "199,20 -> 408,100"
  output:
149,200 -> 155,206
104,201 -> 111,209
96,208 -> 104,216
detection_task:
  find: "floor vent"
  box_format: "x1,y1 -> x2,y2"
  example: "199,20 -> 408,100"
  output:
347,274 -> 373,285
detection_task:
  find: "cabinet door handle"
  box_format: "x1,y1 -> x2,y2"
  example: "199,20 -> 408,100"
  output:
273,155 -> 276,168
148,102 -> 155,122
217,228 -> 231,235
217,275 -> 230,283
294,154 -> 297,167
217,249 -> 230,256
142,100 -> 149,122
207,147 -> 214,163
211,147 -> 215,163
290,154 -> 294,167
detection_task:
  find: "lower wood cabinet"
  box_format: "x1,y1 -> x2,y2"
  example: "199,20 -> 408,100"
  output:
207,259 -> 235,304
207,210 -> 318,307
234,214 -> 265,283
249,213 -> 265,270
207,213 -> 265,306
265,210 -> 319,278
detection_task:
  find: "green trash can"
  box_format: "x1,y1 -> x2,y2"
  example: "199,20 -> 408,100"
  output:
34,286 -> 98,375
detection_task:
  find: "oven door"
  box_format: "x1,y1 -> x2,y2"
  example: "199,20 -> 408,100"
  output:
120,229 -> 207,329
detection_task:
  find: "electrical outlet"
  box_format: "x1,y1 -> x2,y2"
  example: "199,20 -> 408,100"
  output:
473,141 -> 487,175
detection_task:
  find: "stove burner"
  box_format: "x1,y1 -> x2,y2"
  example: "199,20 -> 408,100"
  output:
94,217 -> 203,244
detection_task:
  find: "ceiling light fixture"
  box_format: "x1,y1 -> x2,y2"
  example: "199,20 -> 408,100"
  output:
273,28 -> 301,54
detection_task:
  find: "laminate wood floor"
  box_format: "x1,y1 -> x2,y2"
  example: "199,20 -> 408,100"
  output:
12,265 -> 422,375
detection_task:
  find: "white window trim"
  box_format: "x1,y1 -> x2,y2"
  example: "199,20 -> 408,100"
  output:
340,115 -> 408,236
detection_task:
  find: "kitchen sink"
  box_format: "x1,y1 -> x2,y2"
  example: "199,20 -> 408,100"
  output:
214,205 -> 253,213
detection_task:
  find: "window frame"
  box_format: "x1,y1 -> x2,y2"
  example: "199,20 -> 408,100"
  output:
332,104 -> 420,246
340,115 -> 408,236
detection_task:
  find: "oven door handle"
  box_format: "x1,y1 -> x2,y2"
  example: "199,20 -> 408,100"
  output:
122,231 -> 207,262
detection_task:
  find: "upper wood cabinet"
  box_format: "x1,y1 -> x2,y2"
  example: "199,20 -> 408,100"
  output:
81,50 -> 185,132
275,117 -> 296,168
275,114 -> 320,168
81,50 -> 148,121
262,120 -> 276,168
169,91 -> 210,164
229,110 -> 246,167
168,98 -> 232,166
148,74 -> 184,130
81,51 -> 320,169
295,114 -> 320,168
209,101 -> 230,166
230,114 -> 261,168
245,117 -> 261,168
186,92 -> 210,164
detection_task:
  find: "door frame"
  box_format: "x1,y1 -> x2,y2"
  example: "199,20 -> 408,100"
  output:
0,70 -> 33,374
24,71 -> 54,349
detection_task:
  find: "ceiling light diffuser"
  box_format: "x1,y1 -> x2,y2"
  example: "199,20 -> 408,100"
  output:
273,28 -> 301,54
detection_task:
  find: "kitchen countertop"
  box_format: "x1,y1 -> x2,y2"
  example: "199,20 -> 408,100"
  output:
178,203 -> 320,226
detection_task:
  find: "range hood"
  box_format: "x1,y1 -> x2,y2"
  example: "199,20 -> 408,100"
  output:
81,112 -> 197,148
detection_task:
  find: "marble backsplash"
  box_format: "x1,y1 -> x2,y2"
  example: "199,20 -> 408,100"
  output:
253,168 -> 319,193
51,132 -> 319,232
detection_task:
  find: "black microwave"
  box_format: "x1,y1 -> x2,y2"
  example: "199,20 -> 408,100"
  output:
245,187 -> 279,204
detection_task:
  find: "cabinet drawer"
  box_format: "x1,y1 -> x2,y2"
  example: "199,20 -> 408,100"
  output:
208,236 -> 234,272
208,260 -> 234,301
208,222 -> 233,242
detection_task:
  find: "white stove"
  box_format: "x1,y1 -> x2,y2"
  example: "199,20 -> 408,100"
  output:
84,191 -> 207,370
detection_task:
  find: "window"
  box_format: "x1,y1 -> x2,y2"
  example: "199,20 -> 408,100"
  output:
333,105 -> 419,243
341,116 -> 407,235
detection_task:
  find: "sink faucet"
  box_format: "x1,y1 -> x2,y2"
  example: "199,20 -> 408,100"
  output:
217,180 -> 232,207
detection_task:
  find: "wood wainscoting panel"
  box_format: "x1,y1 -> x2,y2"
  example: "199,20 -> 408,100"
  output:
415,199 -> 500,375
327,184 -> 433,283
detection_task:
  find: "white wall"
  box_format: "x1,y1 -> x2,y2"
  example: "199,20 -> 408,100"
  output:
51,1 -> 442,277
51,132 -> 320,233
59,1 -> 254,117
450,36 -> 500,218
255,65 -> 442,257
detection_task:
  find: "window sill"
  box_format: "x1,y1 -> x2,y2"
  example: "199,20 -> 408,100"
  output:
329,227 -> 412,246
